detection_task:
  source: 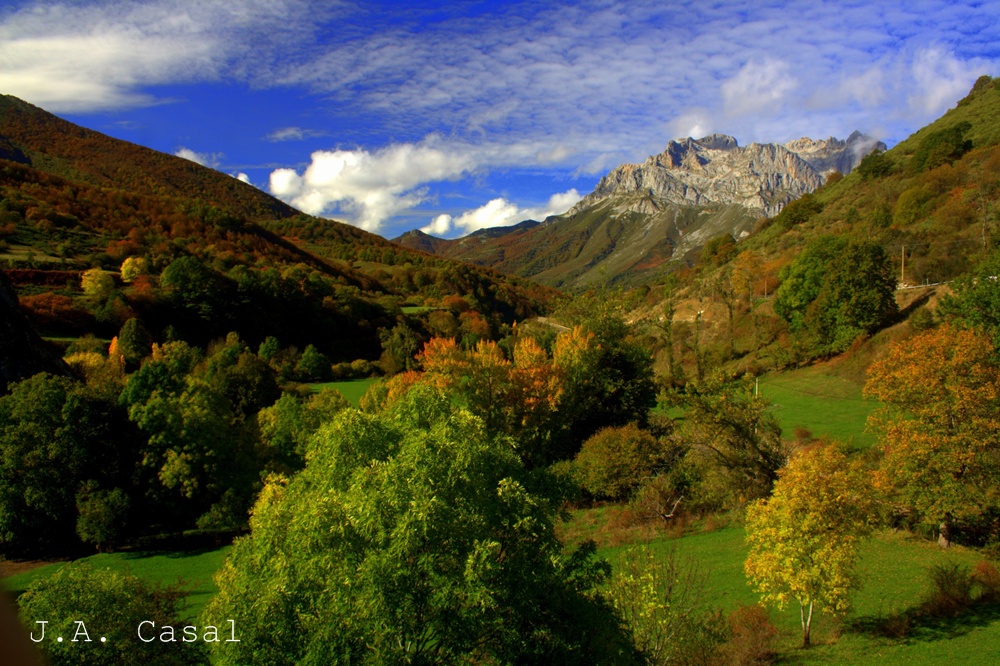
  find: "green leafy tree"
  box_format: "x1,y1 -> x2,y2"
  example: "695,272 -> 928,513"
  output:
745,444 -> 879,647
80,268 -> 115,300
203,387 -> 636,664
856,149 -> 892,180
552,310 -> 657,461
675,382 -> 785,505
939,249 -> 1000,350
775,237 -> 896,352
160,255 -> 230,323
295,343 -> 332,381
774,237 -> 847,332
126,375 -> 254,526
18,562 -> 209,666
119,256 -> 150,283
378,321 -> 422,374
811,241 -> 897,350
257,389 -> 350,471
257,335 -> 280,362
910,121 -> 973,172
0,374 -> 137,556
75,483 -> 130,551
116,317 -> 153,368
573,424 -> 671,501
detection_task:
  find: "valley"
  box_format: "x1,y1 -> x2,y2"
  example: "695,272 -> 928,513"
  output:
3,64 -> 1000,666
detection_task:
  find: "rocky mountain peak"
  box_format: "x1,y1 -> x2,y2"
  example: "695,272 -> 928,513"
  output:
783,132 -> 887,176
571,131 -> 882,219
694,134 -> 739,151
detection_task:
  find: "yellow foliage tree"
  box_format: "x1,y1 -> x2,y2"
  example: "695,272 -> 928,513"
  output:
745,444 -> 878,647
864,323 -> 1000,545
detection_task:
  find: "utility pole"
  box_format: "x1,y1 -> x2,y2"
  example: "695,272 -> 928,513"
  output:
900,245 -> 905,286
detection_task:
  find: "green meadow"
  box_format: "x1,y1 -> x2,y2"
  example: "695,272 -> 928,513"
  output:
759,364 -> 878,448
3,546 -> 230,620
590,522 -> 1000,664
308,377 -> 378,406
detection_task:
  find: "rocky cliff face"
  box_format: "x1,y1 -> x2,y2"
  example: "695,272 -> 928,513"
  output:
784,131 -> 887,177
571,132 -> 883,219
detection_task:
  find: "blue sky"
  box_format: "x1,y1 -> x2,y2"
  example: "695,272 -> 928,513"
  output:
1,1 -> 998,239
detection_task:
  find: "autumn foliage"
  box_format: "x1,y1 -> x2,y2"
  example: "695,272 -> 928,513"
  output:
865,323 -> 1000,537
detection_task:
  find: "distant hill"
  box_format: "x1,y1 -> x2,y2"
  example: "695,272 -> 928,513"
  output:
0,95 -> 557,363
396,132 -> 883,292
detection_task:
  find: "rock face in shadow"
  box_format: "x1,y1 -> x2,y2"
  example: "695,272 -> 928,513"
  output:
0,271 -> 70,393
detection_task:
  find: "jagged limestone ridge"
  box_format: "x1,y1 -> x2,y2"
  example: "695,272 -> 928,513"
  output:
572,132 -> 884,219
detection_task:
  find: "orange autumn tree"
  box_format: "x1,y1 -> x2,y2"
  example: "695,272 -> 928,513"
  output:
418,336 -> 562,467
864,323 -> 1000,545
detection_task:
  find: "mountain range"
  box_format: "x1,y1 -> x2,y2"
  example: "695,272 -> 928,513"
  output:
396,132 -> 885,291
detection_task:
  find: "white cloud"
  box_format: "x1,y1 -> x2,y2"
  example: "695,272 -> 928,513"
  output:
422,189 -> 582,236
423,214 -> 453,236
721,58 -> 798,117
265,126 -> 328,142
670,109 -> 715,141
909,45 -> 984,116
174,147 -> 221,168
234,172 -> 251,184
0,0 -> 323,113
268,139 -> 478,231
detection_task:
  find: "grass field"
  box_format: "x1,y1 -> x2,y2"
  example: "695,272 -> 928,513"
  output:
580,514 -> 1000,664
759,364 -> 878,448
308,377 -> 378,406
2,546 -> 231,620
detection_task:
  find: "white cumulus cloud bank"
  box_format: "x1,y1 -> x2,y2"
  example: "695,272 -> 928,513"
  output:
268,141 -> 478,232
268,136 -> 574,232
423,189 -> 582,237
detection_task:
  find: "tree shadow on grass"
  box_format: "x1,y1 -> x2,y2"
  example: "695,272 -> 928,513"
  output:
848,601 -> 1000,644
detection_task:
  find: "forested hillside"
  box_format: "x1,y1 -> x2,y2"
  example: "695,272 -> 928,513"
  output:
0,95 -> 558,364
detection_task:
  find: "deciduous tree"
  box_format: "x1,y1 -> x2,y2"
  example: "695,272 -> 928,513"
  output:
203,387 -> 635,664
745,444 -> 878,647
864,324 -> 1000,545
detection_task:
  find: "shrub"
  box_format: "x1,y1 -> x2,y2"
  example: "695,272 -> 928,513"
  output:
717,604 -> 778,666
606,547 -> 725,665
909,306 -> 936,331
17,563 -> 209,666
573,424 -> 670,501
972,560 -> 1000,602
923,563 -> 974,617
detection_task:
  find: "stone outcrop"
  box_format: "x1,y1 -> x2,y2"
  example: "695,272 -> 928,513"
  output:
571,132 -> 884,219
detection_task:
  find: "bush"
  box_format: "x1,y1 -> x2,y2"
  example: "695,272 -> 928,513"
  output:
972,560 -> 1000,602
717,604 -> 778,666
606,547 -> 725,665
17,563 -> 209,666
573,424 -> 671,501
923,563 -> 974,617
909,306 -> 936,331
